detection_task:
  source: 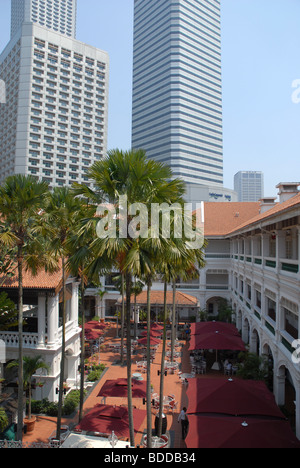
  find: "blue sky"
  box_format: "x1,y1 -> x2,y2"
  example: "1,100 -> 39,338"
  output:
0,0 -> 300,198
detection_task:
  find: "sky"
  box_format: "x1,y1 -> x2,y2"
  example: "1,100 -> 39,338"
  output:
0,0 -> 300,198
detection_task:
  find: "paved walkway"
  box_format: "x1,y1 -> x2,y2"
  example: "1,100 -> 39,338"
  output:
22,324 -> 223,448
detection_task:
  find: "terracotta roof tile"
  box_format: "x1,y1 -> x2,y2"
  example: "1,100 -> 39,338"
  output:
118,290 -> 198,306
0,267 -> 63,292
200,202 -> 261,237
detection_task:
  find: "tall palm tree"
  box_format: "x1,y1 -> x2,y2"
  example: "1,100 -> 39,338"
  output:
43,186 -> 87,441
0,174 -> 50,441
77,148 -> 186,447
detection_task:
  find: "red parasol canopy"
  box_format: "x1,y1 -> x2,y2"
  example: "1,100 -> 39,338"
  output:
190,321 -> 239,336
186,378 -> 285,419
75,404 -> 146,439
141,329 -> 162,337
85,321 -> 106,330
144,323 -> 164,331
84,329 -> 103,341
138,336 -> 160,346
97,378 -> 147,399
189,331 -> 246,351
185,415 -> 300,449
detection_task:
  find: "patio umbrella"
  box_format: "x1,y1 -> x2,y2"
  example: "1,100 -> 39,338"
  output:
186,378 -> 285,419
185,415 -> 300,449
141,329 -> 162,337
144,323 -> 164,331
75,404 -> 146,439
97,378 -> 147,399
190,321 -> 239,336
138,336 -> 161,346
84,329 -> 103,341
85,321 -> 106,330
189,331 -> 246,351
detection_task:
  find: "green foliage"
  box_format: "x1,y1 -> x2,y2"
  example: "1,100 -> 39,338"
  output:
0,407 -> 9,433
237,352 -> 269,381
0,291 -> 17,331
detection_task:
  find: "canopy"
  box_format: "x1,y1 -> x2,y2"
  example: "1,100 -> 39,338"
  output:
85,321 -> 106,330
185,415 -> 300,449
97,378 -> 147,399
141,330 -> 162,337
190,321 -> 239,336
75,404 -> 146,439
138,336 -> 160,346
84,329 -> 103,341
144,324 -> 164,331
186,378 -> 285,419
189,331 -> 246,351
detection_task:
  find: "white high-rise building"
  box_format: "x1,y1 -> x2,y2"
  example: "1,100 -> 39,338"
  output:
0,0 -> 109,187
11,0 -> 77,38
234,171 -> 264,202
132,0 -> 224,187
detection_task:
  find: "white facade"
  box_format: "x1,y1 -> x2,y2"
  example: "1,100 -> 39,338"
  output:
234,171 -> 264,202
0,278 -> 81,403
11,0 -> 77,38
0,22 -> 109,187
132,0 -> 224,187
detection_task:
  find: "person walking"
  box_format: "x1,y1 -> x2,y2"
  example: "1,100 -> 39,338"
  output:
178,407 -> 189,440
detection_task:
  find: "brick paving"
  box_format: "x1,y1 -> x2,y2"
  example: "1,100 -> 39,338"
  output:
22,323 -> 223,448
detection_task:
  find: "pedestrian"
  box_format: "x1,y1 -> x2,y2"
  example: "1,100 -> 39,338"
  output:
178,407 -> 189,440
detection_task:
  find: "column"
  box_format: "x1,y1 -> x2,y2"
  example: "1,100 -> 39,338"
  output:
47,293 -> 59,346
38,293 -> 46,347
70,281 -> 79,325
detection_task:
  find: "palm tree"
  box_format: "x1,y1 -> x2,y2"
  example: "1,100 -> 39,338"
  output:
43,186 -> 87,441
0,174 -> 50,441
8,356 -> 50,422
77,148 -> 186,447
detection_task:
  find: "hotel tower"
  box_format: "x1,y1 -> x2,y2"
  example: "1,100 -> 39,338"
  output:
0,0 -> 109,187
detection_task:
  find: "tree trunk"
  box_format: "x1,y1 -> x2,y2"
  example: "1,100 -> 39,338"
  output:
79,275 -> 85,422
146,278 -> 152,448
56,256 -> 66,441
171,278 -> 176,362
157,280 -> 168,437
126,272 -> 134,447
121,273 -> 125,365
17,248 -> 24,441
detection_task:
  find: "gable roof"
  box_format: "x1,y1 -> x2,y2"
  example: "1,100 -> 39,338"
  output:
0,267 -> 63,293
118,290 -> 199,306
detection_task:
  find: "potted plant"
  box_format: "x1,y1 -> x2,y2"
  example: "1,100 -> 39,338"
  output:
8,355 -> 50,433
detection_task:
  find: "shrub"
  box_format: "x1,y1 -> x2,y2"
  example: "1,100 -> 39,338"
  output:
0,408 -> 9,433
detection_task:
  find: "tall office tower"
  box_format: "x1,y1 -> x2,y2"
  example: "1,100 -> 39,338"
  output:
0,0 -> 109,188
132,0 -> 224,187
234,171 -> 264,202
11,0 -> 77,38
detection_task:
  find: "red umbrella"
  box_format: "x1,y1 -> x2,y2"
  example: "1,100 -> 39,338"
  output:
189,331 -> 246,351
141,330 -> 162,337
186,378 -> 285,419
84,329 -> 103,341
97,378 -> 147,399
85,321 -> 106,330
138,336 -> 160,346
144,323 -> 164,331
190,321 -> 239,336
75,404 -> 146,439
186,415 -> 300,448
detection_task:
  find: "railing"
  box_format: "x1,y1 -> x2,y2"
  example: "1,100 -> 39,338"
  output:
280,260 -> 299,274
0,440 -> 60,449
0,332 -> 41,349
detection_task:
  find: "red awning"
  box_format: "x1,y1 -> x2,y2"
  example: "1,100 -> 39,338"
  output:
190,321 -> 239,336
84,321 -> 106,330
97,378 -> 147,399
189,331 -> 246,351
75,404 -> 146,439
144,323 -> 164,331
141,330 -> 162,337
186,378 -> 285,419
185,415 -> 300,448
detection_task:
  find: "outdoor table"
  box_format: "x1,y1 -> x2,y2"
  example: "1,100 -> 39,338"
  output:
132,372 -> 143,381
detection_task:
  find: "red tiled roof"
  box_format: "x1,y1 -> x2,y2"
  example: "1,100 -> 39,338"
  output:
118,290 -> 198,306
0,267 -> 63,292
227,193 -> 300,235
201,202 -> 261,237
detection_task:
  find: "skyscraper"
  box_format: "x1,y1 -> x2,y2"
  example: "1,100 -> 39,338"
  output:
11,0 -> 77,38
0,0 -> 108,187
234,171 -> 264,202
132,0 -> 224,187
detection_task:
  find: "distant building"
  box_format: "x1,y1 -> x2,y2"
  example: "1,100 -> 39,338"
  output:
234,171 -> 264,202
